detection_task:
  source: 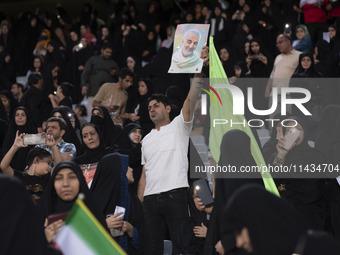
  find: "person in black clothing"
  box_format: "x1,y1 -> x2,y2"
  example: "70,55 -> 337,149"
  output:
116,123 -> 143,194
21,72 -> 52,132
268,116 -> 326,230
205,130 -> 263,255
91,106 -> 122,147
222,184 -> 340,255
2,106 -> 37,171
48,82 -> 73,109
0,89 -> 18,122
0,133 -> 53,204
290,53 -> 325,128
0,175 -> 44,255
39,161 -> 108,244
219,46 -> 235,78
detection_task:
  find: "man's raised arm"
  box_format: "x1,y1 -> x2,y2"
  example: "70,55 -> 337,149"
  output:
182,46 -> 209,122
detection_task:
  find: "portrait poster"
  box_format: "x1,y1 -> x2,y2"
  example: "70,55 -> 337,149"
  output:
168,23 -> 210,73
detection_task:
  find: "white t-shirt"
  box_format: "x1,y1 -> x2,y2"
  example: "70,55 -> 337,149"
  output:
141,112 -> 193,196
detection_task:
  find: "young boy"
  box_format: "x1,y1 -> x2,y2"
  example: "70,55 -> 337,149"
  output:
0,131 -> 59,204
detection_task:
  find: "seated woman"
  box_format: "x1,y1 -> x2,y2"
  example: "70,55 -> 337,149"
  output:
105,154 -> 144,254
292,25 -> 312,54
267,116 -> 326,230
222,184 -> 340,255
40,161 -> 106,243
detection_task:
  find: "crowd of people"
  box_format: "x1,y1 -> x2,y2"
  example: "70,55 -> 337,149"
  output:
1,0 -> 340,254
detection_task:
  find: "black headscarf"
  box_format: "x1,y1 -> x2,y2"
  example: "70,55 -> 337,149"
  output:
0,175 -> 44,255
248,38 -> 273,77
43,161 -> 91,216
292,53 -> 321,78
75,123 -> 114,165
269,116 -> 326,172
117,123 -> 143,193
219,46 -> 235,78
205,130 -> 263,254
89,153 -> 122,217
3,106 -> 37,147
2,106 -> 37,170
90,106 -> 121,147
0,90 -> 18,121
314,39 -> 334,77
222,184 -> 307,255
268,116 -> 326,229
135,78 -> 154,136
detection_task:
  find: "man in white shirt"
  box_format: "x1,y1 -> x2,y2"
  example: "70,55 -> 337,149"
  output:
139,46 -> 209,254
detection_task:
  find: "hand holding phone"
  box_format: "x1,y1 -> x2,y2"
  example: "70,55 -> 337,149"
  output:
23,134 -> 46,145
282,128 -> 301,151
193,179 -> 214,206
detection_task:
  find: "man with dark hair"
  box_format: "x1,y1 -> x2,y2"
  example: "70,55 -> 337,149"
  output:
93,67 -> 137,125
81,42 -> 119,116
21,73 -> 52,132
35,117 -> 76,162
138,46 -> 209,254
48,82 -> 73,108
0,131 -> 59,203
11,83 -> 24,103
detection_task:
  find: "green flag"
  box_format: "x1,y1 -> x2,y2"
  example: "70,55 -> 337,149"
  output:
55,199 -> 126,254
208,37 -> 279,196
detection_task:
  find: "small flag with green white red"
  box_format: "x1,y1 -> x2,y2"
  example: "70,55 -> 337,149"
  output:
54,198 -> 126,255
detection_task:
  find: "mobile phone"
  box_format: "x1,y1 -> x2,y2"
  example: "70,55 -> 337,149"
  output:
23,134 -> 46,145
47,212 -> 68,225
193,179 -> 214,206
67,112 -> 74,119
276,125 -> 283,139
282,128 -> 301,150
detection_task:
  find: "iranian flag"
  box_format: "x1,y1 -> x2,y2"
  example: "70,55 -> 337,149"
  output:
54,199 -> 126,255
